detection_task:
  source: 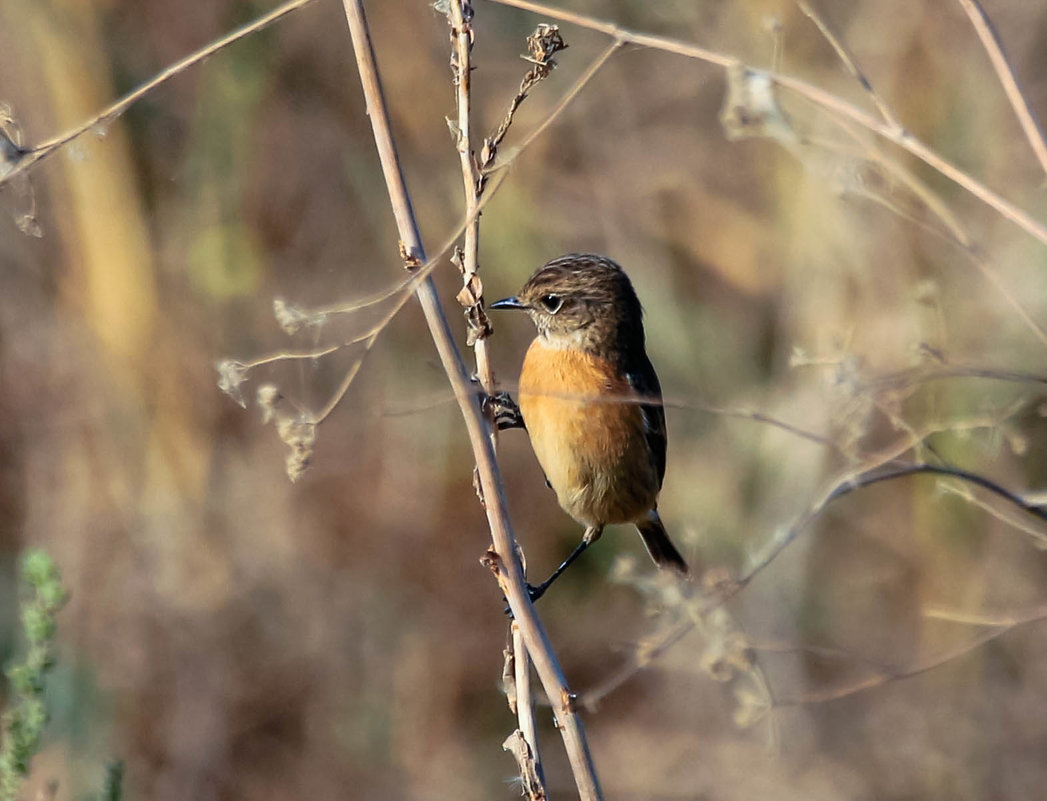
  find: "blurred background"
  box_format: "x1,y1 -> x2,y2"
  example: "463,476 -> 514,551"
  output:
2,0 -> 1047,798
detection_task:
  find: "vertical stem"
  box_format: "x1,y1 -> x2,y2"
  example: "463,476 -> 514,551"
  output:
512,623 -> 543,782
955,0 -> 1047,178
339,1 -> 603,798
448,0 -> 544,781
450,2 -> 493,392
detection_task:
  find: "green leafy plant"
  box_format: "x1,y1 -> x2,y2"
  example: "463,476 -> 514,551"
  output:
0,550 -> 67,801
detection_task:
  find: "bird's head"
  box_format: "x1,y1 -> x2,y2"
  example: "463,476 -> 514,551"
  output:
490,254 -> 645,356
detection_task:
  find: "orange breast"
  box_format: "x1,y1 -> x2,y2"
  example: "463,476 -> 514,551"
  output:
519,338 -> 659,526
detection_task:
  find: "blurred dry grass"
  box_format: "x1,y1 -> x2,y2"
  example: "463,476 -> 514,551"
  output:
2,0 -> 1047,798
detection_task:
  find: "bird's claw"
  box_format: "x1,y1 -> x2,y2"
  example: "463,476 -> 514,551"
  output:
483,391 -> 525,431
503,583 -> 547,616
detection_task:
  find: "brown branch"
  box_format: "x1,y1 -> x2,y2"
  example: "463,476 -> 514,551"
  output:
481,0 -> 1047,248
924,602 -> 1047,627
790,31 -> 1047,350
338,1 -> 602,798
741,463 -> 1047,592
477,23 -> 568,190
796,1 -> 900,131
578,618 -> 692,712
447,1 -> 546,784
486,38 -> 623,178
512,622 -> 541,782
448,0 -> 495,407
0,0 -> 318,186
581,459 -> 1047,705
772,613 -> 1046,706
956,0 -> 1047,178
743,604 -> 1047,708
508,623 -> 546,800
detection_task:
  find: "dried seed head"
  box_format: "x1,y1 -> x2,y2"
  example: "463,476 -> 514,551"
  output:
216,360 -> 249,408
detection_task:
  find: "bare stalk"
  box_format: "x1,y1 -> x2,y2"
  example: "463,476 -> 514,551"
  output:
740,463 -> 1047,593
955,0 -> 1047,178
482,0 -> 1047,248
448,0 -> 496,418
792,9 -> 1047,350
339,1 -> 602,797
505,622 -> 546,800
796,1 -> 900,131
0,0 -> 317,186
512,623 -> 541,776
447,0 -> 543,782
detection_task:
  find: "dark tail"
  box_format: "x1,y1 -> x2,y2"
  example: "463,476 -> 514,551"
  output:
636,512 -> 689,577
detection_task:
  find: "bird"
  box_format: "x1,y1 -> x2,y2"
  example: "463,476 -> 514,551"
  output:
489,253 -> 689,601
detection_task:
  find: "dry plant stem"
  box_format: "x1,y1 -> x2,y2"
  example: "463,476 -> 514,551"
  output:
489,39 -> 622,173
449,1 -> 496,414
937,484 -> 1047,547
582,459 -> 1047,707
482,0 -> 1047,248
773,617 -> 1041,706
579,620 -> 692,712
1,0 -> 317,186
693,403 -> 835,451
741,462 -> 1047,591
956,0 -> 1047,178
448,0 -> 542,777
796,1 -> 900,130
880,157 -> 1047,348
801,38 -> 1047,349
221,164 -> 515,425
924,602 -> 1047,628
339,1 -> 602,798
512,622 -> 544,793
303,163 -> 504,424
226,23 -> 610,423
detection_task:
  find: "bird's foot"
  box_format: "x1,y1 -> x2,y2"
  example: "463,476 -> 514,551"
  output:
503,582 -> 548,616
483,391 -> 525,431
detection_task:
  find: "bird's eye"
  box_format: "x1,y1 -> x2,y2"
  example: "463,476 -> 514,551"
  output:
539,294 -> 563,314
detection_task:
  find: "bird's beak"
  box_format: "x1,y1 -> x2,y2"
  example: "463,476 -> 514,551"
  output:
489,296 -> 527,310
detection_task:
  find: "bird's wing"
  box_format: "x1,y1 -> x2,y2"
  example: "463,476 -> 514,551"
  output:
626,357 -> 667,488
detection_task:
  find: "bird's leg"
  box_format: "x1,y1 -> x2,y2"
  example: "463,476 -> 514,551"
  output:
482,391 -> 525,431
525,525 -> 604,603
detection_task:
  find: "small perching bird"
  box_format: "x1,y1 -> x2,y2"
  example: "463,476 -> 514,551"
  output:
490,253 -> 689,601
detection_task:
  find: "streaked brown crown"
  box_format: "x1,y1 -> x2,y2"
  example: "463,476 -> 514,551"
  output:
513,254 -> 647,362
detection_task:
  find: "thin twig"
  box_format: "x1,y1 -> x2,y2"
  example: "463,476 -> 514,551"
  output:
482,0 -> 1047,248
447,1 -> 544,783
488,39 -> 623,175
448,0 -> 496,412
924,602 -> 1047,627
956,0 -> 1047,178
1,0 -> 318,186
749,604 -> 1047,707
772,617 -> 1042,706
788,8 -> 1047,350
338,2 -> 602,798
512,623 -> 545,799
858,133 -> 1047,348
936,483 -> 1047,548
691,403 -> 835,451
477,23 -> 568,190
579,619 -> 692,712
796,1 -> 900,131
581,459 -> 1047,706
740,463 -> 1047,591
219,163 -> 512,420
